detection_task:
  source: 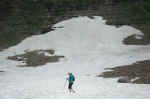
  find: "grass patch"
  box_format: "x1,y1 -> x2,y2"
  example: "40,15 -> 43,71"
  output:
8,49 -> 65,67
99,60 -> 150,84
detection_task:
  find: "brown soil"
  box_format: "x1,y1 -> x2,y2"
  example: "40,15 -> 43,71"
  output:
8,49 -> 65,67
99,60 -> 150,84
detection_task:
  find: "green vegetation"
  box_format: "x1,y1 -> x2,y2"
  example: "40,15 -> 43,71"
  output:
127,1 -> 150,24
0,0 -> 49,49
0,0 -> 150,49
0,0 -> 102,50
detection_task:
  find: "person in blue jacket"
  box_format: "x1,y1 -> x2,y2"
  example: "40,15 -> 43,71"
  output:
67,72 -> 75,93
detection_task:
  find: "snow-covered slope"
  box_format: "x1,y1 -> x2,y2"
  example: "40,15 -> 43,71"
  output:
0,16 -> 150,99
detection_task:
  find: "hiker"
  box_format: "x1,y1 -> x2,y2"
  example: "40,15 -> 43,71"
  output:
66,72 -> 75,93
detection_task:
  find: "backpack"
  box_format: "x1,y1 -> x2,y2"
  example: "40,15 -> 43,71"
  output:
73,75 -> 75,81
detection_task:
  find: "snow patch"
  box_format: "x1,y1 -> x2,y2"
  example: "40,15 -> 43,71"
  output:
0,16 -> 150,99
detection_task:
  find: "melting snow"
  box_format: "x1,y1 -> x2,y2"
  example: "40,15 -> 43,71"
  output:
0,16 -> 150,99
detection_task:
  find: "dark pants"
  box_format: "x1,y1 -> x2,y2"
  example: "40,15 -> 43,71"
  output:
68,82 -> 73,89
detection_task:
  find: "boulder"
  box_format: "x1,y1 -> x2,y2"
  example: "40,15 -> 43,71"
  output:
118,76 -> 131,83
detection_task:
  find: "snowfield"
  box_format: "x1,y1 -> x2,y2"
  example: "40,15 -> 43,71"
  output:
0,16 -> 150,99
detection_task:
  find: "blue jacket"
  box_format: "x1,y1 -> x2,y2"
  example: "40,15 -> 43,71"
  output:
68,74 -> 74,83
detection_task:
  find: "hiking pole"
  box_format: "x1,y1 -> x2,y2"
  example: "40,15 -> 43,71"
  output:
63,79 -> 67,89
61,79 -> 67,94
